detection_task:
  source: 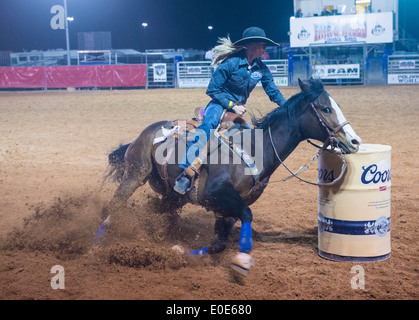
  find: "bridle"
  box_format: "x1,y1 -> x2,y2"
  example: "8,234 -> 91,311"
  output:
268,100 -> 350,186
308,102 -> 351,153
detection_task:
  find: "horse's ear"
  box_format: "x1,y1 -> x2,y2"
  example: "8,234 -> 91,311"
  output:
298,78 -> 310,92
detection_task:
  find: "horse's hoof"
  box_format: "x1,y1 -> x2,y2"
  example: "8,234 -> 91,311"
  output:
231,252 -> 254,276
171,245 -> 186,255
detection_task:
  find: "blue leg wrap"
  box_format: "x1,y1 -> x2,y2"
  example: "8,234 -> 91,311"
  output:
94,220 -> 110,245
239,222 -> 253,253
189,247 -> 208,256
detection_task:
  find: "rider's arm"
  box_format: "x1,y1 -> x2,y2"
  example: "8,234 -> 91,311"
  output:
206,60 -> 236,109
260,65 -> 287,107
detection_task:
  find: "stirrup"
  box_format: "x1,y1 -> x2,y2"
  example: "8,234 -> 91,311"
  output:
174,172 -> 192,195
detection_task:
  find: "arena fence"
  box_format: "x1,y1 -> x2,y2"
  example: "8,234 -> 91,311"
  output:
365,57 -> 388,85
147,62 -> 176,89
288,56 -> 310,86
0,64 -> 147,89
177,61 -> 212,88
1,54 -> 418,89
177,60 -> 289,89
308,43 -> 367,86
387,54 -> 419,84
263,60 -> 289,87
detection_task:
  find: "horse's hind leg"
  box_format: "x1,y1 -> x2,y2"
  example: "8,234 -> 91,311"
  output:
94,163 -> 151,245
96,136 -> 154,245
113,161 -> 150,204
105,135 -> 154,211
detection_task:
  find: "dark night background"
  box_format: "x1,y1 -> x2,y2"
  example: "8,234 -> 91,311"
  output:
0,0 -> 417,52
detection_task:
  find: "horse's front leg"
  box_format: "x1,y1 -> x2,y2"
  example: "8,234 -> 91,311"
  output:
191,182 -> 255,275
188,214 -> 237,255
231,207 -> 254,276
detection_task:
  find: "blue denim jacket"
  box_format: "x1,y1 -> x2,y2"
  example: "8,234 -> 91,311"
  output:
206,53 -> 287,109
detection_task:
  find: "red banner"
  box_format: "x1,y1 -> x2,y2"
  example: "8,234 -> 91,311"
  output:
45,66 -> 97,88
97,65 -> 147,87
0,65 -> 147,88
0,67 -> 45,88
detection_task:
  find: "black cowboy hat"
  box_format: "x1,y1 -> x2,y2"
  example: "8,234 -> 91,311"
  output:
234,27 -> 279,46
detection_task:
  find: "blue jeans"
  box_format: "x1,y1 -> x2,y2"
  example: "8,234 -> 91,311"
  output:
179,102 -> 252,169
180,102 -> 224,169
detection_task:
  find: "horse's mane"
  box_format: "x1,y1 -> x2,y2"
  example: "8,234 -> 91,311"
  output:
251,78 -> 325,130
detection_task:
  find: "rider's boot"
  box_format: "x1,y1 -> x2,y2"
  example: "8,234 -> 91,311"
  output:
174,157 -> 202,194
173,171 -> 192,194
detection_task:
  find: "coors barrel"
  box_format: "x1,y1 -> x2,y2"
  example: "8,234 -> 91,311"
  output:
317,144 -> 391,262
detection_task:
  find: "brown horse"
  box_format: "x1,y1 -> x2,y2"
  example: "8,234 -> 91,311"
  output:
96,78 -> 362,274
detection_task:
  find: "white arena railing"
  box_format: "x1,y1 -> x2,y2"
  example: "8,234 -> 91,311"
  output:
387,54 -> 419,85
177,59 -> 289,88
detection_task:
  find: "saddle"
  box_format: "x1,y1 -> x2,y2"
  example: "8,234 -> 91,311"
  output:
161,108 -> 246,135
181,108 -> 250,176
194,107 -> 247,130
154,107 -> 259,196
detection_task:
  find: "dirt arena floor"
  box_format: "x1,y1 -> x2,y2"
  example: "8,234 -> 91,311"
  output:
0,85 -> 418,301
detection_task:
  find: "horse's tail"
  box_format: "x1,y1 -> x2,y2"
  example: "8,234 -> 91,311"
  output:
103,143 -> 130,183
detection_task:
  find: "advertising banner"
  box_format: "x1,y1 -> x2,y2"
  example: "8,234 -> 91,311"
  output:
178,78 -> 210,88
290,12 -> 393,47
187,66 -> 202,74
398,60 -> 415,69
153,63 -> 167,82
313,64 -> 360,79
388,74 -> 419,84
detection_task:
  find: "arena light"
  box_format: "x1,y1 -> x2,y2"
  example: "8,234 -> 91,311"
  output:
208,26 -> 213,30
141,22 -> 149,89
64,0 -> 70,66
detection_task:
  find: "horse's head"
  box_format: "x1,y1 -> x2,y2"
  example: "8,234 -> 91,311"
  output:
298,78 -> 362,154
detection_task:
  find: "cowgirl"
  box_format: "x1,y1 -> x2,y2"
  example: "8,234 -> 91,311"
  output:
174,27 -> 287,194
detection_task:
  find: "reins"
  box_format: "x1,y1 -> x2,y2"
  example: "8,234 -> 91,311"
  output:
267,102 -> 349,187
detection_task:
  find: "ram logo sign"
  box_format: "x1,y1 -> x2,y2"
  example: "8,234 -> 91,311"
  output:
313,64 -> 360,79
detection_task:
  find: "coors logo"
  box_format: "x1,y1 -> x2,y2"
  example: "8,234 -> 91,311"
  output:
361,161 -> 391,185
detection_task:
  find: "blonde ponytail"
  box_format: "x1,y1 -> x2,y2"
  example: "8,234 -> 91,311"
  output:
211,37 -> 245,68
